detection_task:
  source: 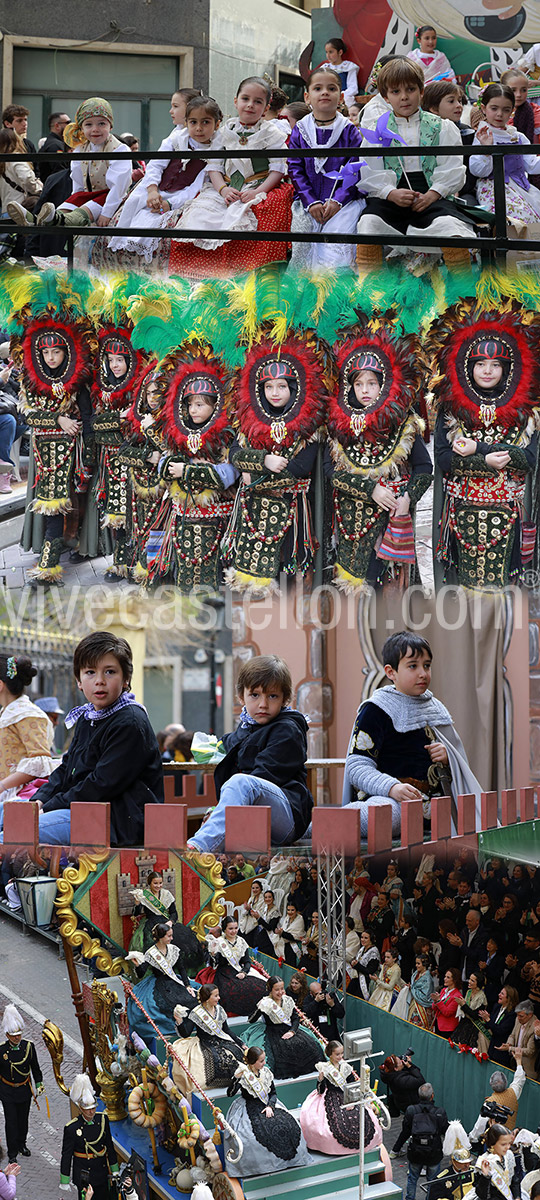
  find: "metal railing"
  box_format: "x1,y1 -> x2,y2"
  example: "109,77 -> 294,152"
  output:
0,141 -> 537,270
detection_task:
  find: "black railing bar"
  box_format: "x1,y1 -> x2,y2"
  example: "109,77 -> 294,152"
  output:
7,225 -> 536,250
492,154 -> 508,245
0,144 -> 535,162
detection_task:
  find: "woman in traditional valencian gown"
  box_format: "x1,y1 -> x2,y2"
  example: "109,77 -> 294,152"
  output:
171,983 -> 245,1099
206,917 -> 266,1016
224,1046 -> 311,1178
126,922 -> 196,1041
247,975 -> 321,1078
129,869 -> 202,969
300,1040 -> 384,1157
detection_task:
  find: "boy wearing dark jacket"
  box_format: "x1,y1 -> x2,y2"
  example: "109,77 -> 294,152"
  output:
36,632 -> 163,847
187,655 -> 312,854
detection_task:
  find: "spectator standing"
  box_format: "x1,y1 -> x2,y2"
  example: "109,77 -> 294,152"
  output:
2,106 -> 36,155
501,1001 -> 538,1079
38,112 -> 70,182
393,1082 -> 449,1200
479,985 -> 520,1067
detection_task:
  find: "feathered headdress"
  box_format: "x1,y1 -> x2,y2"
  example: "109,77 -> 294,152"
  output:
425,297 -> 540,433
329,318 -> 425,446
5,270 -> 97,397
1,1004 -> 24,1037
158,339 -> 233,459
70,1073 -> 96,1108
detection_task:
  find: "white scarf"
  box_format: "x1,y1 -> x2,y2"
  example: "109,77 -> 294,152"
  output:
317,1059 -> 354,1090
257,994 -> 295,1026
188,1003 -> 233,1042
234,1062 -> 274,1104
144,943 -> 181,982
207,933 -> 249,974
296,112 -> 350,172
476,1153 -> 514,1200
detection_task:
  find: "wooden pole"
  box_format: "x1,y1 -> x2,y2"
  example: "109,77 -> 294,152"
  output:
61,935 -> 98,1089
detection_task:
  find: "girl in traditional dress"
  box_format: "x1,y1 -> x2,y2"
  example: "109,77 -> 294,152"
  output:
474,1124 -> 519,1200
429,302 -> 540,590
223,334 -> 327,593
168,76 -> 292,277
8,98 -> 131,232
247,976 -> 321,1078
345,917 -> 362,982
224,1046 -> 311,1177
171,983 -> 245,1098
92,321 -> 149,579
109,95 -> 222,263
206,917 -> 266,1017
369,949 -> 403,1011
407,25 -> 456,83
129,869 -> 201,969
407,954 -> 435,1029
254,889 -> 282,956
453,970 -> 489,1048
126,922 -> 197,1042
287,68 -> 364,270
0,654 -> 54,830
238,880 -> 266,946
321,39 -> 360,107
470,85 -> 540,227
7,275 -> 97,585
273,902 -> 306,966
348,931 -> 381,999
300,1040 -> 383,1156
143,340 -> 237,592
327,323 -> 432,592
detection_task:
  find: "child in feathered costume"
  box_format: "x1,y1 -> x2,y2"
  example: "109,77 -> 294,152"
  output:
428,295 -> 540,590
6,271 -> 97,585
142,340 -> 237,591
327,318 -> 432,591
117,361 -> 168,584
91,299 -> 150,579
223,327 -> 329,593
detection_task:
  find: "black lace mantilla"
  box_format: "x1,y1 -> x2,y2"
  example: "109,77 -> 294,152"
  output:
323,1080 -> 368,1150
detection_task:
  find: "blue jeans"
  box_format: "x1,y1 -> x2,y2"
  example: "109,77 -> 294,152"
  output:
189,773 -> 296,853
406,1161 -> 441,1200
0,413 -> 27,465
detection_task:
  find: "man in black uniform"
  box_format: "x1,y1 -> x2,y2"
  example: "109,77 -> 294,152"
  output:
60,1073 -> 119,1200
0,1004 -> 43,1163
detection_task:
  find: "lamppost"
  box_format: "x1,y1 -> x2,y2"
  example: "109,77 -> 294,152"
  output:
343,1028 -> 390,1200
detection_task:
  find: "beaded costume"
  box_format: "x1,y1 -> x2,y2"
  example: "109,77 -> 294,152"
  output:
8,275 -> 97,582
328,322 -> 432,591
118,361 -> 167,583
223,330 -> 328,592
143,340 -> 236,591
92,322 -> 149,576
428,300 -> 540,589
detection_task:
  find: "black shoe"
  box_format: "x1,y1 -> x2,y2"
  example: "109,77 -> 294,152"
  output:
69,550 -> 87,563
20,1147 -> 31,1157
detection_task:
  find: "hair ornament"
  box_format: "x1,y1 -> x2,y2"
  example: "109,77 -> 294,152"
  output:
6,656 -> 17,680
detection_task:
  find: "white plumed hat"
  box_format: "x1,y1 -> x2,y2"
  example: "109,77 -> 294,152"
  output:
1,1004 -> 24,1037
70,1074 -> 96,1108
443,1120 -> 472,1161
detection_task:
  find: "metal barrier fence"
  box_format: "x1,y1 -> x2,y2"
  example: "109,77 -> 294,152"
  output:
0,142 -> 539,269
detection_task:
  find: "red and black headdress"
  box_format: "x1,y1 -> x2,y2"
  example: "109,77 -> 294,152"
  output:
328,323 -> 424,446
125,360 -> 162,436
426,301 -> 539,432
158,340 -> 233,459
13,312 -> 96,399
95,324 -> 148,410
234,330 -> 329,451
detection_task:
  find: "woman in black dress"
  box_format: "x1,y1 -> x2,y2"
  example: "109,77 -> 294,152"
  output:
126,922 -> 197,1042
206,916 -> 266,1016
130,869 -> 202,969
172,982 -> 245,1095
254,889 -> 282,956
247,975 -> 321,1078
